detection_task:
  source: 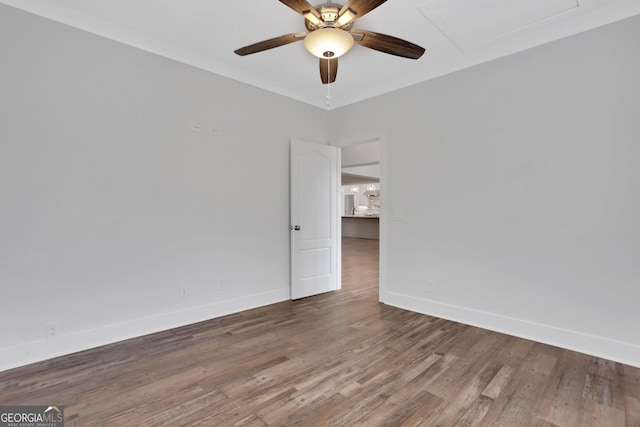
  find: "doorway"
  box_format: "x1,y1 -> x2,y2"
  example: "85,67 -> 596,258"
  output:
340,139 -> 381,295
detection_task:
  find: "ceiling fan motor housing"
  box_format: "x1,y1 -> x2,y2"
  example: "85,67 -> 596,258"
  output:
305,3 -> 353,32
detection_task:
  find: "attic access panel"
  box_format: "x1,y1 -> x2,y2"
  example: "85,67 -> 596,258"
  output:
419,0 -> 597,52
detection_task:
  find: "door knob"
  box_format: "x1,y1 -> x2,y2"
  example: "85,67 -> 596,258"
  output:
291,225 -> 301,231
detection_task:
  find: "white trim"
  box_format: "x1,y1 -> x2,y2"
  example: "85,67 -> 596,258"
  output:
381,290 -> 640,368
336,148 -> 342,291
0,288 -> 290,373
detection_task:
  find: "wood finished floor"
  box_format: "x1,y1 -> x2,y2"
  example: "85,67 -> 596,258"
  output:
1,237 -> 639,426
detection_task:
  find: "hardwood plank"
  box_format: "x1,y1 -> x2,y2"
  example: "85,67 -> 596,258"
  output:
625,397 -> 640,427
578,398 -> 626,427
482,364 -> 515,399
536,351 -> 590,427
0,237 -> 639,426
488,344 -> 559,425
397,392 -> 448,427
454,394 -> 494,427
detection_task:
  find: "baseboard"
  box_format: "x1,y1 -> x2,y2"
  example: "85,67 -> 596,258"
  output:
0,288 -> 290,373
381,290 -> 640,368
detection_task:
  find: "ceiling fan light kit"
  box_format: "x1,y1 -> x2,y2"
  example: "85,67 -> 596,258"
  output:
304,27 -> 354,58
234,0 -> 425,85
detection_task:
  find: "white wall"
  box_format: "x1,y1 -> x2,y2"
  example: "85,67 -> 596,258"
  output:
342,140 -> 380,167
0,5 -> 328,371
329,15 -> 640,367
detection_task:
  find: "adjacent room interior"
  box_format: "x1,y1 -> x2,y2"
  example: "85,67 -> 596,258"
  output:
341,140 -> 381,295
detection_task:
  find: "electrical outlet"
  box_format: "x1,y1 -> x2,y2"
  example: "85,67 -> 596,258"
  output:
190,123 -> 202,132
46,322 -> 60,340
218,277 -> 225,291
179,284 -> 189,297
425,280 -> 435,293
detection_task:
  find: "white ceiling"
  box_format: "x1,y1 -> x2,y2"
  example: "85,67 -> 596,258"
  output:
2,0 -> 639,110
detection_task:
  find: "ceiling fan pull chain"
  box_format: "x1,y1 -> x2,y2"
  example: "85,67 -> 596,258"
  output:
326,60 -> 333,106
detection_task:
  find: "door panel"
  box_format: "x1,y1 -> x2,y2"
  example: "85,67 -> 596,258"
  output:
291,140 -> 339,300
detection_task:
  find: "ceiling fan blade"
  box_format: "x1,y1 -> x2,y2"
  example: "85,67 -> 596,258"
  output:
351,30 -> 425,59
234,33 -> 304,56
279,0 -> 321,19
338,0 -> 387,24
320,58 -> 338,84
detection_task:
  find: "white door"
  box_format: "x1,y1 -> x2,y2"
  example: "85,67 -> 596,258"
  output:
290,139 -> 340,300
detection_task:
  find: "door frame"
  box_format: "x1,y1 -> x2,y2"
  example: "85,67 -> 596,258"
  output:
330,131 -> 387,302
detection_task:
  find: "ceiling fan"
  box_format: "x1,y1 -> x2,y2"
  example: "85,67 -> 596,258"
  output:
234,0 -> 425,84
